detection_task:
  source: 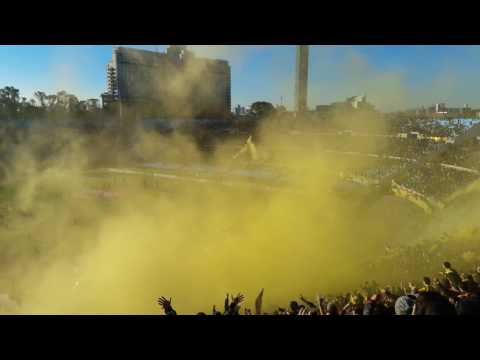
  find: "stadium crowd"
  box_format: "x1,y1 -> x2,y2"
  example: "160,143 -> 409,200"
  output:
393,162 -> 478,198
158,262 -> 480,315
344,162 -> 477,201
158,226 -> 480,316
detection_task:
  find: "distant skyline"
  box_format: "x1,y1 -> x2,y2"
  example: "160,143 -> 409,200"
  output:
1,45 -> 480,112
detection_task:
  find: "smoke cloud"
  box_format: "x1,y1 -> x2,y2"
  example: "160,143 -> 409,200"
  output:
1,46 -> 480,314
0,111 -> 468,314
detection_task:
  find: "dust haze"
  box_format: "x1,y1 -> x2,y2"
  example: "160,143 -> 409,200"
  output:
0,117 -> 472,315
1,46 -> 479,314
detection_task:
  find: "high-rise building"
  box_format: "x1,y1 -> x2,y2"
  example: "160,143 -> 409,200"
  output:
295,45 -> 309,114
234,105 -> 247,116
102,46 -> 231,120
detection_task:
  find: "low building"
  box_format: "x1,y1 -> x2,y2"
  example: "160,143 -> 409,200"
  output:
315,95 -> 375,114
315,105 -> 331,113
86,99 -> 99,111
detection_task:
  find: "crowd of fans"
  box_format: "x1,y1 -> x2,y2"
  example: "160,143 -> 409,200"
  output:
342,152 -> 479,201
157,226 -> 480,316
157,260 -> 480,315
386,138 -> 443,159
393,162 -> 478,198
388,117 -> 480,138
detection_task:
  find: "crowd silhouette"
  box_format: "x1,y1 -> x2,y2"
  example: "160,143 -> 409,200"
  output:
157,259 -> 480,315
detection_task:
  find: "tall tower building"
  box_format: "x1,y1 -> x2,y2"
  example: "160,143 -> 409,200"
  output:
295,45 -> 309,114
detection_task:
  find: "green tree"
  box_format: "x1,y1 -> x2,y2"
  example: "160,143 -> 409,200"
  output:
0,86 -> 20,104
250,101 -> 275,118
55,90 -> 79,112
34,91 -> 48,108
0,86 -> 21,119
46,94 -> 57,110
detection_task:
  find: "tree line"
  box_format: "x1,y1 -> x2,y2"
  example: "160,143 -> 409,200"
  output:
0,86 -> 101,122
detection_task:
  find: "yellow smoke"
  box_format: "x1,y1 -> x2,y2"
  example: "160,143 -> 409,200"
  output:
0,111 -> 428,315
1,45 -> 480,314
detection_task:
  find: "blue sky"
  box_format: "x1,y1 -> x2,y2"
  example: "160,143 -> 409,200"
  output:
1,45 -> 479,112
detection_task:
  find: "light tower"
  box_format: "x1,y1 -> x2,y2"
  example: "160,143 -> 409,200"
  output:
295,45 -> 309,114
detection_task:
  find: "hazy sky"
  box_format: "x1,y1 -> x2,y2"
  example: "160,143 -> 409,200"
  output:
1,45 -> 479,112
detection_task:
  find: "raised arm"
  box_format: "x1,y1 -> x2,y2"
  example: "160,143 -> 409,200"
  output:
316,294 -> 325,316
226,293 -> 245,315
300,294 -> 316,309
224,293 -> 230,314
157,296 -> 177,315
255,289 -> 264,315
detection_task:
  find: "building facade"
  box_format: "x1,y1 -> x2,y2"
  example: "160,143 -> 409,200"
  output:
102,46 -> 231,120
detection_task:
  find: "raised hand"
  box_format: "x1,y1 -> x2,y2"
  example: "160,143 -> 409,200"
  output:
224,293 -> 230,313
232,293 -> 245,305
157,296 -> 176,315
255,289 -> 264,315
225,293 -> 244,315
157,296 -> 171,309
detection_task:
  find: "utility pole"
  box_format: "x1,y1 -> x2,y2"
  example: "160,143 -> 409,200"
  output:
295,45 -> 309,114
